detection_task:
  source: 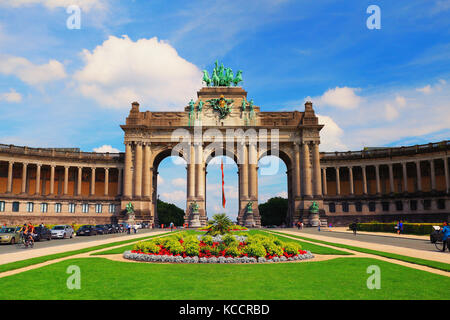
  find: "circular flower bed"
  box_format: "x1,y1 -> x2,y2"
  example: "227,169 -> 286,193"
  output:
123,232 -> 314,264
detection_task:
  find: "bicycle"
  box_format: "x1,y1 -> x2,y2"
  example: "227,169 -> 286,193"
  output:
16,232 -> 34,249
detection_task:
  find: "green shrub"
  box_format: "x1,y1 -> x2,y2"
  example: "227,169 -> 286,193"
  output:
354,222 -> 438,235
264,242 -> 283,256
243,243 -> 267,258
284,242 -> 302,255
133,241 -> 161,254
222,234 -> 238,246
184,243 -> 199,256
183,235 -> 200,245
209,245 -> 222,256
202,235 -> 213,246
226,246 -> 241,257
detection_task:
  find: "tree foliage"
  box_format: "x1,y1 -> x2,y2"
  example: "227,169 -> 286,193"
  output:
157,199 -> 184,226
206,213 -> 233,235
258,197 -> 288,226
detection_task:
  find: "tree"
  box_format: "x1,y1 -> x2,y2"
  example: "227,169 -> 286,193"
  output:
206,213 -> 233,235
258,197 -> 288,226
157,199 -> 185,226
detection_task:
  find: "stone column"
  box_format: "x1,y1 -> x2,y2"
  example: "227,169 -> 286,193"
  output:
444,157 -> 449,193
322,167 -> 327,195
249,141 -> 257,198
143,143 -> 151,198
293,142 -> 301,197
49,165 -> 55,195
349,166 -> 354,195
416,161 -> 422,191
195,142 -> 205,199
301,142 -> 312,197
35,164 -> 41,195
7,161 -> 13,193
124,142 -> 133,198
241,142 -> 249,199
375,164 -> 381,194
104,168 -> 109,196
312,142 -> 322,197
187,143 -> 195,199
21,163 -> 28,194
90,167 -> 96,196
77,167 -> 82,196
117,168 -> 123,196
134,142 -> 143,197
362,165 -> 367,195
64,166 -> 69,195
402,162 -> 408,193
335,166 -> 340,195
429,159 -> 436,191
388,163 -> 395,194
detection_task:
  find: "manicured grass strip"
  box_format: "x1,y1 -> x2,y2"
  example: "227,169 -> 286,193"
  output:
252,230 -> 353,255
1,257 -> 449,299
0,232 -> 174,274
268,230 -> 450,272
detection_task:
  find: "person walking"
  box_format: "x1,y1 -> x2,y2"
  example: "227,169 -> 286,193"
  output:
127,223 -> 131,234
350,221 -> 357,235
318,222 -> 321,232
441,222 -> 450,252
398,220 -> 404,235
170,222 -> 174,232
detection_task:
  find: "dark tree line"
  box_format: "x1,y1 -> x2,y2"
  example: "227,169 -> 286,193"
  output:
258,197 -> 288,226
157,199 -> 185,226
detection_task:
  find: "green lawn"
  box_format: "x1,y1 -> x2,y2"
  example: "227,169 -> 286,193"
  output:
0,257 -> 448,300
267,230 -> 450,272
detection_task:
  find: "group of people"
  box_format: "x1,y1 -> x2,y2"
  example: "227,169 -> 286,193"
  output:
18,222 -> 39,245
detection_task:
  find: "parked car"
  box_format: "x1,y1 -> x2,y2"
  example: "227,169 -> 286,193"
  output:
33,226 -> 52,241
95,225 -> 109,235
76,225 -> 97,236
0,226 -> 21,244
51,225 -> 74,239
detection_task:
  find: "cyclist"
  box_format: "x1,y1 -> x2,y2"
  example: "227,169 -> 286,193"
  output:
27,223 -> 35,246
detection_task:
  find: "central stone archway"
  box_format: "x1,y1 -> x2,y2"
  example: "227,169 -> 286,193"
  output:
120,82 -> 324,227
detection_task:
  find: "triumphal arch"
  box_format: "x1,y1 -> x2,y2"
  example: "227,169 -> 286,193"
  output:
120,62 -> 324,227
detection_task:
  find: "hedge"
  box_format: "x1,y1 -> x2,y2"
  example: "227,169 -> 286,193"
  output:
353,222 -> 441,235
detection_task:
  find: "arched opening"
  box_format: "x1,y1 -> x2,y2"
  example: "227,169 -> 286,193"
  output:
153,149 -> 187,227
205,153 -> 239,224
258,151 -> 290,227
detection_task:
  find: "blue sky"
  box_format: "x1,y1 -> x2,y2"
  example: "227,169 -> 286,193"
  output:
0,0 -> 449,220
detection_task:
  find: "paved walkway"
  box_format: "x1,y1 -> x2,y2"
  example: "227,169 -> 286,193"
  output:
326,227 -> 429,240
274,229 -> 450,264
0,230 -> 168,265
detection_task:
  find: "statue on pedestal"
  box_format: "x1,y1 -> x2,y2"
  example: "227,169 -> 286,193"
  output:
126,202 -> 135,224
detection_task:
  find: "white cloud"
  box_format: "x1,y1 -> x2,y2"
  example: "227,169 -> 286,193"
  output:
160,190 -> 186,202
0,55 -> 67,86
0,0 -> 105,11
317,114 -> 348,151
157,175 -> 164,185
92,145 -> 120,153
395,95 -> 406,107
172,178 -> 186,187
384,103 -> 399,121
416,84 -> 432,94
73,35 -> 202,109
314,86 -> 363,109
0,89 -> 22,103
276,191 -> 287,198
